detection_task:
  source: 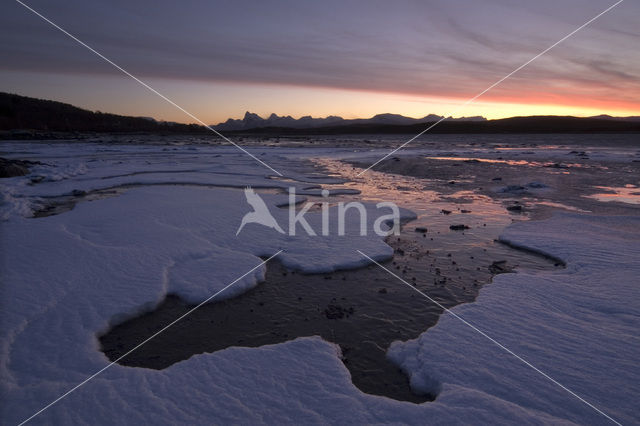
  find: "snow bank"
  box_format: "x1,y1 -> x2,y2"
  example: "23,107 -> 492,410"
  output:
1,142 -> 414,424
0,143 -> 343,217
389,212 -> 640,425
2,142 -> 637,425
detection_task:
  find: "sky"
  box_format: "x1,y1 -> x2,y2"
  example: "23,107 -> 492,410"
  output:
1,0 -> 639,124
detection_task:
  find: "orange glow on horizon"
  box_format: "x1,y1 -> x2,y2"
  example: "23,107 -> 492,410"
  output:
4,71 -> 639,124
168,81 -> 640,124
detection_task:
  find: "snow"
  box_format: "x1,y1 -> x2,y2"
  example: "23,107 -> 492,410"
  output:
0,142 -> 341,218
389,212 -> 640,425
1,142 -> 638,425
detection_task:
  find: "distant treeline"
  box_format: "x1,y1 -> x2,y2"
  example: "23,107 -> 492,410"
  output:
1,92 -> 639,138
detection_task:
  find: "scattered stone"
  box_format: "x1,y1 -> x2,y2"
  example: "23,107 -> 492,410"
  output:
0,157 -> 30,178
544,163 -> 568,169
489,260 -> 512,274
500,185 -> 526,193
506,205 -> 523,212
414,227 -> 428,233
460,209 -> 471,213
441,209 -> 452,215
378,288 -> 387,294
449,224 -> 469,230
492,177 -> 503,181
527,181 -> 548,189
324,304 -> 354,319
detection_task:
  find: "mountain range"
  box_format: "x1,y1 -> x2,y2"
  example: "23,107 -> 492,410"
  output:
213,111 -> 487,131
1,92 -> 639,137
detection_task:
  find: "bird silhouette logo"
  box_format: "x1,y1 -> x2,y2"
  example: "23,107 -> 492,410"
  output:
236,187 -> 285,236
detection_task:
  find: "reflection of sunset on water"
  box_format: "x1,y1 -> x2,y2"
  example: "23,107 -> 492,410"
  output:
585,185 -> 640,205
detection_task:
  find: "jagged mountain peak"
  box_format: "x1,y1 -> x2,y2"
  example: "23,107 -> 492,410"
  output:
213,111 -> 487,131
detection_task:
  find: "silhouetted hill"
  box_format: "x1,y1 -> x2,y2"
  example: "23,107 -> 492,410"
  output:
0,92 -> 205,136
1,92 -> 639,138
230,115 -> 640,135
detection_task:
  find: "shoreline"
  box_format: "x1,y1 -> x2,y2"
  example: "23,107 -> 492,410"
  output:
97,153 -> 566,403
1,139 -> 638,424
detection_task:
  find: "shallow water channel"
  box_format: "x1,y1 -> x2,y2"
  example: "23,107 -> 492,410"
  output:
100,160 -> 563,403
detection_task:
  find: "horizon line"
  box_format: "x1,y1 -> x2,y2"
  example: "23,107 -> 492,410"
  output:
3,91 -> 639,127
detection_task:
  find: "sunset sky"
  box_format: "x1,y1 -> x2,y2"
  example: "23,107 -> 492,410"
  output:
1,0 -> 639,124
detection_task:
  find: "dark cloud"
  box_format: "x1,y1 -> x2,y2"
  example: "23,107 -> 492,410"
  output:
1,0 -> 638,103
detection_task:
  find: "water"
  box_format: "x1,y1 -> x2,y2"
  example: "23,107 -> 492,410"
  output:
100,160 -> 563,403
584,185 -> 640,205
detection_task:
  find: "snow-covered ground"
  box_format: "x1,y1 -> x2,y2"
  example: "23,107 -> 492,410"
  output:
1,142 -> 638,424
390,213 -> 640,425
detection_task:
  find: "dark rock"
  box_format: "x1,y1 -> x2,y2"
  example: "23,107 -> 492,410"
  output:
414,227 -> 428,233
506,205 -> 523,212
0,158 -> 30,178
324,304 -> 354,319
501,185 -> 526,193
449,224 -> 469,230
441,209 -> 452,215
489,260 -> 512,274
527,181 -> 547,189
544,163 -> 568,169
